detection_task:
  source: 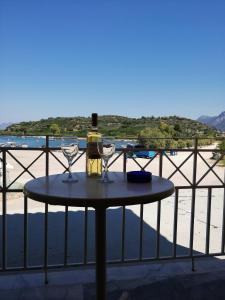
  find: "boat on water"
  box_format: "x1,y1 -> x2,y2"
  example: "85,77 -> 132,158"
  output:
21,144 -> 28,148
0,142 -> 28,148
4,142 -> 17,148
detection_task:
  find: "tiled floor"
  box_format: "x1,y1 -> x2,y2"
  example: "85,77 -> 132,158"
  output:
1,257 -> 225,299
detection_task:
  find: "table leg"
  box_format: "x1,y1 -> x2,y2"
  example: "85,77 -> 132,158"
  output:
95,207 -> 106,300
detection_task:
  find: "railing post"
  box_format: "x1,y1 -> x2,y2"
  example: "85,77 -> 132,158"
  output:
121,206 -> 126,262
173,188 -> 179,258
64,205 -> 68,266
156,149 -> 163,258
139,204 -> 144,261
159,149 -> 163,177
46,135 -> 49,176
44,135 -> 49,283
205,187 -> 212,255
84,207 -> 88,264
2,150 -> 7,270
221,186 -> 225,254
190,137 -> 198,271
123,151 -> 127,173
24,195 -> 28,268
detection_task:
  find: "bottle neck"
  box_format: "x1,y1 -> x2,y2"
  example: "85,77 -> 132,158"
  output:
91,126 -> 98,131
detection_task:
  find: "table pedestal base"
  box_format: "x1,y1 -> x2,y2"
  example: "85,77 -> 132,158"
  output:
95,207 -> 106,300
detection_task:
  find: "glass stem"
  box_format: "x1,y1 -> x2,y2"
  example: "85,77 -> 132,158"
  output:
104,159 -> 109,180
68,159 -> 72,178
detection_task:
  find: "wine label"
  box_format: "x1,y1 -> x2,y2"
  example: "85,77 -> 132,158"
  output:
87,142 -> 101,159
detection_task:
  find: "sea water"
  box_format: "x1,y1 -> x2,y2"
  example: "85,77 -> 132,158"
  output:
0,135 -> 136,148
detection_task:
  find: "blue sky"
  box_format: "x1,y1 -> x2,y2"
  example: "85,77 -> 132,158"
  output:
0,0 -> 225,123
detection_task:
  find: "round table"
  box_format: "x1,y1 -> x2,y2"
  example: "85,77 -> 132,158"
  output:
24,172 -> 174,300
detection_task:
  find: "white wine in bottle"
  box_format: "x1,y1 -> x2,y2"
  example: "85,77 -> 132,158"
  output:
86,113 -> 102,176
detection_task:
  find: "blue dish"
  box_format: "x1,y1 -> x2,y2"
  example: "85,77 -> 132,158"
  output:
127,171 -> 152,183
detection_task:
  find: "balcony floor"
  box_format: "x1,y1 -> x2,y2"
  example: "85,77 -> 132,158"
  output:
0,257 -> 225,299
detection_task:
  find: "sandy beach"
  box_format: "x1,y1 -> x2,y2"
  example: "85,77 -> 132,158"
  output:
1,144 -> 224,267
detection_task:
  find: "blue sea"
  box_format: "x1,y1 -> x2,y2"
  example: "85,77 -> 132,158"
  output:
0,135 -> 136,149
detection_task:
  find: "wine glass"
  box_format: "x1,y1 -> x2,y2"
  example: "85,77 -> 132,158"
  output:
61,137 -> 79,183
97,137 -> 116,183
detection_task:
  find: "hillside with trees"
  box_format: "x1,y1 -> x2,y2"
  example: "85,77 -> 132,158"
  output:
1,115 -> 219,148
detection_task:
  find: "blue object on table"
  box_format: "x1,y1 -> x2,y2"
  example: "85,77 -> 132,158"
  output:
127,171 -> 152,183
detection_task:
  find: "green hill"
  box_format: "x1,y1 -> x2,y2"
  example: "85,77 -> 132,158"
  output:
2,115 -> 219,148
3,115 -> 217,137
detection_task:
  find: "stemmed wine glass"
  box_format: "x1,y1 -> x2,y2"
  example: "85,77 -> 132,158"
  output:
61,137 -> 79,183
97,137 -> 116,183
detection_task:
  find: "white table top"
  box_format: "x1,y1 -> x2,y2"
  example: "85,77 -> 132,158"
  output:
23,172 -> 174,208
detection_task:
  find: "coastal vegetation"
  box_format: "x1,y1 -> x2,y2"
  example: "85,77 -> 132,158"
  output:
1,116 -> 219,149
218,139 -> 225,166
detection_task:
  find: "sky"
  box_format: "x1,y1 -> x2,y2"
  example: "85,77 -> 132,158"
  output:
0,0 -> 225,123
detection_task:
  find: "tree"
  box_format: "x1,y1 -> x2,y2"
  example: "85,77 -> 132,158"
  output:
138,128 -> 166,148
218,139 -> 225,153
50,123 -> 60,135
174,123 -> 181,132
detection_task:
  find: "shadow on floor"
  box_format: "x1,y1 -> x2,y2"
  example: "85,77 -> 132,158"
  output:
0,207 -> 212,268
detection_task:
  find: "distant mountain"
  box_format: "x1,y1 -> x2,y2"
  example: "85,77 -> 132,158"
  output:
197,111 -> 225,131
0,122 -> 13,130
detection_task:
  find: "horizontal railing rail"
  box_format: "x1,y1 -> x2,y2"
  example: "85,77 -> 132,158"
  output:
0,136 -> 224,272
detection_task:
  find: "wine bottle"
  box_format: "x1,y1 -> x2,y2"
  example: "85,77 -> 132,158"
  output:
86,113 -> 102,176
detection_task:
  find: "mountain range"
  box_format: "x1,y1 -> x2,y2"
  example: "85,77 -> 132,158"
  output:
0,122 -> 12,130
197,111 -> 225,131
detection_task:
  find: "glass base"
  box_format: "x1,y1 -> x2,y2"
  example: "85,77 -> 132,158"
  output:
62,178 -> 78,183
62,173 -> 78,183
98,174 -> 114,183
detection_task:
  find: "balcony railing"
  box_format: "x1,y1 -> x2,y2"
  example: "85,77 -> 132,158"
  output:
0,136 -> 224,272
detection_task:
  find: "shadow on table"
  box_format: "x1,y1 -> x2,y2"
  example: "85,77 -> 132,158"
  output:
0,207 -> 215,268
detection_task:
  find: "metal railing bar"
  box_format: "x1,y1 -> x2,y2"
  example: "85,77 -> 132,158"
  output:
221,188 -> 225,254
189,194 -> 196,257
205,188 -> 212,255
173,185 -> 224,189
196,152 -> 224,186
130,157 -> 144,170
1,250 -> 225,273
46,136 -> 49,176
6,151 -> 45,188
84,207 -> 88,264
173,188 -> 179,258
123,152 -> 127,173
49,151 -> 68,170
71,150 -> 86,167
164,152 -> 193,186
142,152 -> 159,170
23,195 -> 28,268
6,149 -> 43,177
2,150 -> 7,270
159,150 -> 163,177
189,138 -> 198,257
156,200 -> 161,259
107,151 -> 124,169
166,152 -> 194,179
1,146 -> 222,153
51,149 -> 86,174
121,206 -> 126,262
44,203 -> 48,283
139,204 -> 144,260
64,206 -> 68,266
156,151 -> 163,259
